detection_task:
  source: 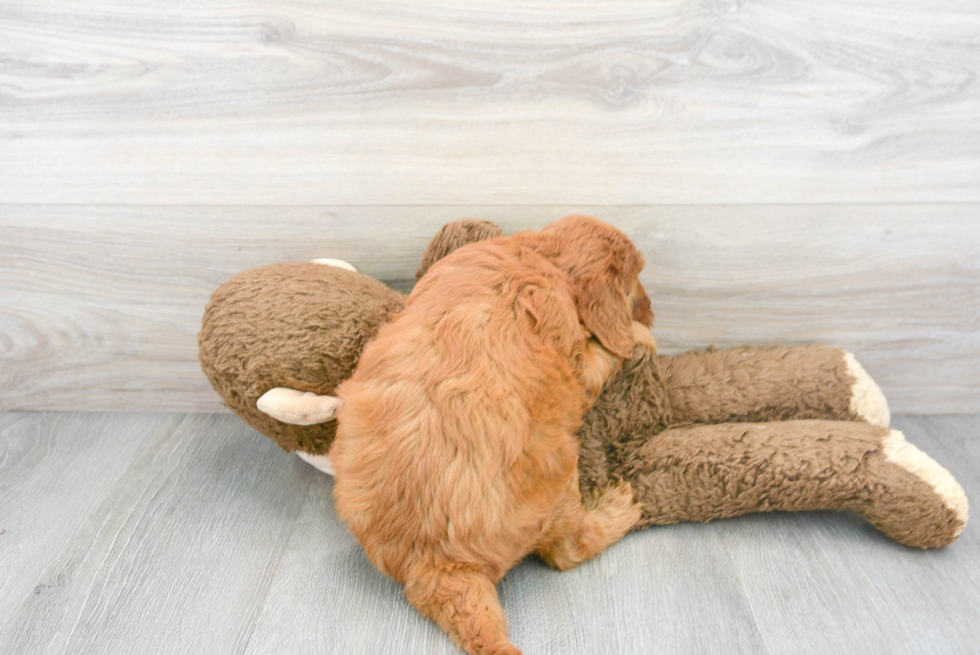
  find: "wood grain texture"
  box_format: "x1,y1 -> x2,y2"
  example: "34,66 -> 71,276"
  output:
242,462 -> 461,655
246,474 -> 768,655
2,205 -> 978,413
0,413 -> 314,655
0,413 -> 174,629
0,412 -> 976,654
714,414 -> 980,655
1,0 -> 979,205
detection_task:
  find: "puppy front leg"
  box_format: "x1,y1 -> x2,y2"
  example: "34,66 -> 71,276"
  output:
629,320 -> 657,351
580,321 -> 655,403
536,467 -> 642,571
579,339 -> 623,404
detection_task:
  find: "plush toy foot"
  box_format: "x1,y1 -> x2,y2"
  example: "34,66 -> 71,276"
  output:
843,351 -> 890,427
866,429 -> 969,547
256,388 -> 342,426
296,451 -> 337,475
310,258 -> 357,271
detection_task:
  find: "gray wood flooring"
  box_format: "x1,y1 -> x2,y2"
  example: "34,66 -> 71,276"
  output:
1,412 -> 976,654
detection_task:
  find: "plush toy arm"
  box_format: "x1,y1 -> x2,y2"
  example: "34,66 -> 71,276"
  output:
624,420 -> 967,548
659,345 -> 890,427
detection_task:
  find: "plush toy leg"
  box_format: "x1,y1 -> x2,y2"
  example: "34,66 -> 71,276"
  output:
659,345 -> 889,427
625,420 -> 967,548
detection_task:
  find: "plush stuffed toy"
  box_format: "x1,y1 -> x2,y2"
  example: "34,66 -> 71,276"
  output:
199,219 -> 968,549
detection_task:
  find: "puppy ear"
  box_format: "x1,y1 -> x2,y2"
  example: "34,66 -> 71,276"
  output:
535,214 -> 647,357
577,278 -> 634,358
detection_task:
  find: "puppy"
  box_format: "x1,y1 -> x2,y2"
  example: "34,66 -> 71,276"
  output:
331,215 -> 654,655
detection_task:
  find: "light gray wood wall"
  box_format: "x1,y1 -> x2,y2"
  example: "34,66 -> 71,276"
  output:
1,1 -> 979,412
3,0 -> 979,205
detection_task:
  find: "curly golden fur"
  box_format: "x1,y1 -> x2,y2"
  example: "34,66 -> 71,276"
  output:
330,216 -> 652,655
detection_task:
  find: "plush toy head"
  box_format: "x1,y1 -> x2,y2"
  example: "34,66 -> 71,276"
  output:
199,220 -> 502,455
198,262 -> 405,454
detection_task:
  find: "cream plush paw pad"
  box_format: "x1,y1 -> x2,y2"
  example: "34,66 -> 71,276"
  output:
844,351 -> 891,427
883,429 -> 969,534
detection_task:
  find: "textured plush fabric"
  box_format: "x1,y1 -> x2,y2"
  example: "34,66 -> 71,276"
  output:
576,344 -> 854,496
414,219 -> 504,281
200,221 -> 503,456
660,345 -> 856,424
198,263 -> 405,454
198,220 -> 967,549
621,421 -> 963,549
577,345 -> 965,547
577,345 -> 672,497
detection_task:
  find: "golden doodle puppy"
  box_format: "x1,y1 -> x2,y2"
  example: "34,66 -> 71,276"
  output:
331,215 -> 655,655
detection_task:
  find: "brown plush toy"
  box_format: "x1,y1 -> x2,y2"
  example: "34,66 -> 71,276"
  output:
199,219 -> 968,550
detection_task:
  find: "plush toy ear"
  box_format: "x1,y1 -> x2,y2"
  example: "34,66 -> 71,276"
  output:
415,219 -> 504,281
576,277 -> 635,358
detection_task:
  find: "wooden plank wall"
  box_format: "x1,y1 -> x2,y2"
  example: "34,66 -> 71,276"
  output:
1,1 -> 979,412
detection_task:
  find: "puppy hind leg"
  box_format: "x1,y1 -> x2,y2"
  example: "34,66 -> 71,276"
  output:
537,470 -> 642,571
404,564 -> 521,655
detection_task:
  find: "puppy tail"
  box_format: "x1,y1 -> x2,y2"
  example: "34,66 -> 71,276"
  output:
404,563 -> 521,655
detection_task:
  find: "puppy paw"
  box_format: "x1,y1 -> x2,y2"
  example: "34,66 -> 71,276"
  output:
630,321 -> 657,352
592,481 -> 643,533
541,482 -> 643,571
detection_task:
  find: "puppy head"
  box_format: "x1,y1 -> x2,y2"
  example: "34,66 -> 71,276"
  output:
542,215 -> 651,358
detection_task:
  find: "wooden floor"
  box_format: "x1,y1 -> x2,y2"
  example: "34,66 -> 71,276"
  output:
0,412 -> 975,655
